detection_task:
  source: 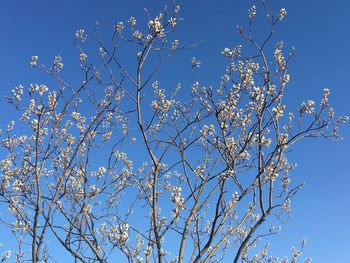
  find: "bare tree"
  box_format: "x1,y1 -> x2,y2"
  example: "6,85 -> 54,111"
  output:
0,1 -> 347,263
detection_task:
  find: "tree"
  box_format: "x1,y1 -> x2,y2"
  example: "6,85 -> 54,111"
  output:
0,1 -> 347,262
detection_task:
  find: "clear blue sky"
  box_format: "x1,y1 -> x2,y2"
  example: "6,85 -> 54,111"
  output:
0,0 -> 349,262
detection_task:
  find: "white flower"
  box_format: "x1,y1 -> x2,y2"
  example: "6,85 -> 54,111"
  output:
122,123 -> 128,135
169,17 -> 177,26
191,57 -> 201,68
133,30 -> 143,40
97,166 -> 106,176
222,47 -> 233,58
75,29 -> 87,41
278,8 -> 287,20
171,40 -> 179,50
6,121 -> 14,132
272,104 -> 285,118
102,131 -> 112,141
79,53 -> 88,62
174,5 -> 180,14
30,56 -> 38,67
115,22 -> 124,32
12,85 -> 24,101
154,18 -> 162,33
128,17 -> 136,27
99,47 -> 106,57
282,198 -> 291,212
300,100 -> 315,114
53,55 -> 63,71
248,5 -> 256,19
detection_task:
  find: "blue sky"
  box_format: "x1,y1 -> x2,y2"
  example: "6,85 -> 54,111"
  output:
0,0 -> 349,262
